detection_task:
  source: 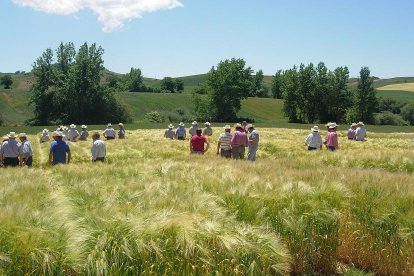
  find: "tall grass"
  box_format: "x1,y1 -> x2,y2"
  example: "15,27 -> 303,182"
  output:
1,127 -> 414,274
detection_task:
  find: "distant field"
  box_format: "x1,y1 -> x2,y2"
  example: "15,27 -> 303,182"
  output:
376,83 -> 414,92
376,89 -> 414,102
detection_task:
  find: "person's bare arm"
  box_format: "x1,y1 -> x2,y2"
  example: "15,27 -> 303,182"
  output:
204,139 -> 210,152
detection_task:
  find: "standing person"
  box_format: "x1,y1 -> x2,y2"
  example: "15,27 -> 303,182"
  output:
216,125 -> 232,158
189,121 -> 198,137
0,132 -> 20,167
347,123 -> 357,140
175,122 -> 186,140
39,129 -> 50,143
103,123 -> 116,140
190,129 -> 209,154
324,123 -> 339,151
62,126 -> 69,140
0,136 -> 8,167
202,122 -> 213,137
355,122 -> 366,141
164,124 -> 175,139
67,124 -> 80,142
241,121 -> 248,132
49,132 -> 71,165
231,123 -> 248,159
118,123 -> 126,139
305,126 -> 323,150
247,124 -> 260,161
18,133 -> 33,167
91,132 -> 106,162
79,125 -> 89,141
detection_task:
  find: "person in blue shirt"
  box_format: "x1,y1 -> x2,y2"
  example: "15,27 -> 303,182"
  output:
49,132 -> 71,165
175,122 -> 186,140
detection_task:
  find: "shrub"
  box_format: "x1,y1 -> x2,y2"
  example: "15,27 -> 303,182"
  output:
144,111 -> 164,123
401,103 -> 414,125
374,112 -> 408,126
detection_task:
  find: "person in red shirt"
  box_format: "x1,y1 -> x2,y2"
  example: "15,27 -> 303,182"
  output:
190,129 -> 210,154
231,123 -> 248,159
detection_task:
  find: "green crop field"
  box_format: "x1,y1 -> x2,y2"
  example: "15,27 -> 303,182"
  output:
1,128 -> 414,274
376,89 -> 414,102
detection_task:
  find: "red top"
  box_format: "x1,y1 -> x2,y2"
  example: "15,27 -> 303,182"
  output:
191,135 -> 207,151
231,130 -> 248,147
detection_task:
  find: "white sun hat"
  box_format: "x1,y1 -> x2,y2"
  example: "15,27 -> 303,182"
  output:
357,121 -> 365,126
168,124 -> 174,129
7,132 -> 17,139
70,124 -> 76,128
192,121 -> 198,125
81,125 -> 87,129
223,125 -> 231,130
328,122 -> 338,129
311,126 -> 320,132
179,122 -> 185,126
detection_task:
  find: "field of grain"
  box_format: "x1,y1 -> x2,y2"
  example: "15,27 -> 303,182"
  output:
1,128 -> 414,275
376,82 -> 414,92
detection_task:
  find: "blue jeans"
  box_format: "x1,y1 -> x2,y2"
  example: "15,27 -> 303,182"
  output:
247,146 -> 258,161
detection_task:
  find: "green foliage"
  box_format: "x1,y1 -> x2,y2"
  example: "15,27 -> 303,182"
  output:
160,77 -> 176,93
28,42 -> 131,125
0,74 -> 13,89
123,67 -> 146,92
249,69 -> 268,97
144,111 -> 164,123
175,78 -> 184,93
353,67 -> 378,124
271,70 -> 283,99
200,58 -> 253,122
374,111 -> 408,126
377,97 -> 405,114
400,103 -> 414,125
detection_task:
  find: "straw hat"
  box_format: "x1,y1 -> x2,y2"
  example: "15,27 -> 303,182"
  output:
351,123 -> 357,127
70,124 -> 76,129
168,124 -> 174,129
107,123 -> 112,127
234,123 -> 242,128
7,132 -> 17,139
328,122 -> 338,129
192,121 -> 198,125
246,124 -> 254,129
223,125 -> 231,130
81,125 -> 87,129
118,123 -> 124,127
205,122 -> 211,126
52,131 -> 63,137
179,122 -> 185,126
42,129 -> 49,133
357,121 -> 365,126
311,126 -> 320,132
2,135 -> 8,141
18,133 -> 27,138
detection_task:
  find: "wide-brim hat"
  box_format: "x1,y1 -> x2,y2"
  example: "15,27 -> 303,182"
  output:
179,122 -> 185,126
7,132 -> 17,139
357,121 -> 365,126
118,123 -> 124,126
246,124 -> 254,129
70,124 -> 76,128
81,125 -> 87,129
223,125 -> 231,130
205,122 -> 211,126
168,124 -> 174,129
325,122 -> 332,127
18,133 -> 27,138
329,122 -> 338,129
192,121 -> 198,125
2,136 -> 8,140
107,123 -> 112,127
311,126 -> 320,132
63,127 -> 68,131
52,131 -> 63,137
234,123 -> 242,128
351,123 -> 357,127
42,129 -> 49,133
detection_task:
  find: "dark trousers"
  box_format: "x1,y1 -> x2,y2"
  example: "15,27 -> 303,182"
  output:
308,147 -> 317,151
4,157 -> 19,167
106,137 -> 115,140
93,157 -> 105,162
220,149 -> 232,158
177,136 -> 185,140
327,146 -> 336,151
22,156 -> 33,167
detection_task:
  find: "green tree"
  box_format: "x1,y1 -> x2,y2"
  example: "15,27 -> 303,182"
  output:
249,69 -> 268,97
401,103 -> 414,125
124,67 -> 145,92
353,67 -> 377,124
175,78 -> 184,93
161,77 -> 176,93
271,70 -> 283,99
29,42 -> 131,125
1,74 -> 13,89
281,67 -> 300,122
201,58 -> 253,122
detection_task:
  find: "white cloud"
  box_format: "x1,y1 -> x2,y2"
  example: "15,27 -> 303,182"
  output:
12,0 -> 183,32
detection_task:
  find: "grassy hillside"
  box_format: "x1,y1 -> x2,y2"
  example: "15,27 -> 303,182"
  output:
1,129 -> 414,274
376,89 -> 414,102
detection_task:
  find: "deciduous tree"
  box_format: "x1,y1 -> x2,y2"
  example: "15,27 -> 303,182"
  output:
0,74 -> 13,89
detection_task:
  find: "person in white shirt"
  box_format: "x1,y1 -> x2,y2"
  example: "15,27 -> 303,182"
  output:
39,129 -> 50,143
79,125 -> 89,141
67,124 -> 80,142
305,126 -> 323,150
202,122 -> 213,136
18,133 -> 33,167
354,122 -> 366,141
189,121 -> 198,137
103,123 -> 116,140
91,132 -> 106,162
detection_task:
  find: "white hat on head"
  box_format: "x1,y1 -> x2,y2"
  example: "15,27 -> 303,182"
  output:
7,132 -> 17,139
18,133 -> 27,138
223,125 -> 231,130
168,124 -> 174,129
118,123 -> 124,126
192,121 -> 197,125
311,126 -> 320,132
179,122 -> 185,126
81,125 -> 87,129
328,122 -> 338,129
107,123 -> 112,127
53,131 -> 63,137
246,124 -> 254,129
351,123 -> 357,127
205,122 -> 211,126
70,124 -> 76,129
357,121 -> 365,126
235,123 -> 242,128
42,129 -> 49,133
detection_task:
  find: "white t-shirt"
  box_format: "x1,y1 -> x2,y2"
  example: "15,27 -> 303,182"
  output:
103,128 -> 116,138
355,127 -> 366,141
91,139 -> 106,160
305,132 -> 323,149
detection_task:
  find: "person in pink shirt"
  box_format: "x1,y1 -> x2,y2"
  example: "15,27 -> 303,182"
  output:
231,123 -> 248,159
324,122 -> 339,151
347,123 -> 357,140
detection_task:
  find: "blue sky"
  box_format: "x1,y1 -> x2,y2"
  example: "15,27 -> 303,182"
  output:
1,0 -> 413,78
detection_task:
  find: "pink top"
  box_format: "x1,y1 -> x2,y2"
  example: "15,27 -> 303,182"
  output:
325,131 -> 339,149
231,130 -> 248,148
347,128 -> 355,139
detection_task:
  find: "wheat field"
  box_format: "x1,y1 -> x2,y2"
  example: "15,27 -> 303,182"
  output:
1,128 -> 414,275
376,82 -> 414,92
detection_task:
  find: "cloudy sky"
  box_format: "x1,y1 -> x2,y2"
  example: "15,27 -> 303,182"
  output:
1,0 -> 414,78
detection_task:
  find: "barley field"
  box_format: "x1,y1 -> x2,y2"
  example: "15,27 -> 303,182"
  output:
1,128 -> 414,275
376,82 -> 414,92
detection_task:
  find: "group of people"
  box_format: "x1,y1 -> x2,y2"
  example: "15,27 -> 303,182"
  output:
304,121 -> 367,151
164,121 -> 260,161
0,123 -> 126,167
